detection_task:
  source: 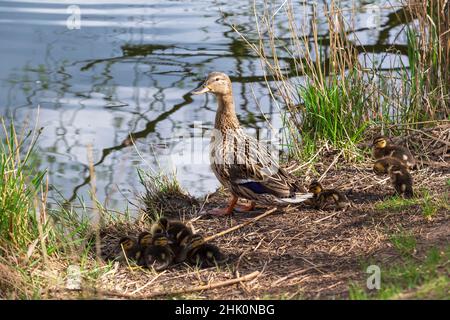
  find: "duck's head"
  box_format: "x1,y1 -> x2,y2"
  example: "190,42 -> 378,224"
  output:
152,234 -> 170,246
372,136 -> 388,149
119,237 -> 135,251
138,231 -> 152,247
373,160 -> 388,175
152,217 -> 169,235
308,180 -> 323,195
192,72 -> 232,96
188,234 -> 205,249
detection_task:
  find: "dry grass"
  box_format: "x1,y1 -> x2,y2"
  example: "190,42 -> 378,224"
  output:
1,120 -> 448,299
38,126 -> 449,300
49,163 -> 448,300
229,0 -> 449,160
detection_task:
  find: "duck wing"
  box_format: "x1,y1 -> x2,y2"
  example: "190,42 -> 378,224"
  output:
211,130 -> 305,198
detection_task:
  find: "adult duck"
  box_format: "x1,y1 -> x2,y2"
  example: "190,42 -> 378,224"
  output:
192,72 -> 312,216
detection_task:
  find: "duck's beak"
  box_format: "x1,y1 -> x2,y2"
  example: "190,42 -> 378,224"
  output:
191,83 -> 210,95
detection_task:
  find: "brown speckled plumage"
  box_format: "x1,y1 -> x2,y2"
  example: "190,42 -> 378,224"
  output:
372,136 -> 416,169
373,157 -> 414,198
192,72 -> 312,214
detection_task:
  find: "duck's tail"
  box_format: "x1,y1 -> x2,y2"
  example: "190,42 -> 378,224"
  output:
277,192 -> 313,204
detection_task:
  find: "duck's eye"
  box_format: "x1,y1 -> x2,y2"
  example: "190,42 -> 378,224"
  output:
215,78 -> 220,81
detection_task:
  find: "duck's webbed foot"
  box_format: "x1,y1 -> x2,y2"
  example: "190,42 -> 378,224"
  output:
208,207 -> 234,216
208,195 -> 238,216
234,201 -> 256,213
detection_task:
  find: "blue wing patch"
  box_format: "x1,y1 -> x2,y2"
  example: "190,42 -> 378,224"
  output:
239,181 -> 269,194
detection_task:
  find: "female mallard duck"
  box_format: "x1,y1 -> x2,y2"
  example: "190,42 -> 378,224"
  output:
372,136 -> 416,169
373,157 -> 414,198
308,180 -> 350,210
192,72 -> 312,215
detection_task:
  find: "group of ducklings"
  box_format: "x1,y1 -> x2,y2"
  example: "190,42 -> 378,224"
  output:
302,135 -> 416,210
372,135 -> 415,198
115,217 -> 227,271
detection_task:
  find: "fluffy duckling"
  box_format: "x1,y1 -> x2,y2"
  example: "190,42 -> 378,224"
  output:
150,217 -> 169,236
151,217 -> 193,262
372,135 -> 416,169
373,157 -> 414,198
183,234 -> 228,268
116,237 -> 140,263
136,231 -> 153,266
143,233 -> 175,271
307,180 -> 349,210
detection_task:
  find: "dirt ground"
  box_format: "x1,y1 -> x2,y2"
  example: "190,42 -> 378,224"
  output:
86,158 -> 449,300
63,125 -> 449,300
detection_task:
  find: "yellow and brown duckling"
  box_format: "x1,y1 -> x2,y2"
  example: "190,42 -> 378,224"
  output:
183,234 -> 228,268
116,236 -> 140,263
372,135 -> 416,169
307,180 -> 350,210
143,233 -> 175,271
373,157 -> 414,198
151,217 -> 193,263
150,217 -> 169,235
136,231 -> 153,266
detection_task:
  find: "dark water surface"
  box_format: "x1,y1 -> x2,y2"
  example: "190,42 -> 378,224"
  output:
0,0 -> 407,212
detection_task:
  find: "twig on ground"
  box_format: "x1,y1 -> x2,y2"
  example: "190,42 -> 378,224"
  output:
203,207 -> 278,243
130,270 -> 167,295
319,150 -> 344,182
314,211 -> 342,223
299,257 -> 326,274
58,271 -> 260,299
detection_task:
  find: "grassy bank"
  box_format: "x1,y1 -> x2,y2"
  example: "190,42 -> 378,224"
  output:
0,120 -> 132,298
1,116 -> 449,299
1,1 -> 449,299
240,0 -> 449,160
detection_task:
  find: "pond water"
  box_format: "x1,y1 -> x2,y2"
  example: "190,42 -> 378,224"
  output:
0,0 -> 407,212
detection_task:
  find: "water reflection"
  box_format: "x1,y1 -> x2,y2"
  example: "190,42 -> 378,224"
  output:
0,0 -> 409,212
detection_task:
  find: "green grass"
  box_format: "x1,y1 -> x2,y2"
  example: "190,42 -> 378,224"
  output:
297,75 -> 369,155
421,189 -> 439,220
137,167 -> 196,222
349,246 -> 450,300
374,196 -> 419,212
247,0 -> 449,161
0,120 -> 44,247
137,168 -> 181,220
374,189 -> 448,220
389,231 -> 417,258
0,118 -> 128,298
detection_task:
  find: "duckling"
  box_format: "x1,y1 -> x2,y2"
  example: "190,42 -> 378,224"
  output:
307,180 -> 349,210
373,157 -> 414,198
373,156 -> 403,175
116,237 -> 140,263
184,234 -> 228,268
372,135 -> 416,169
150,217 -> 169,236
136,231 -> 153,266
151,217 -> 193,262
143,233 -> 175,271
